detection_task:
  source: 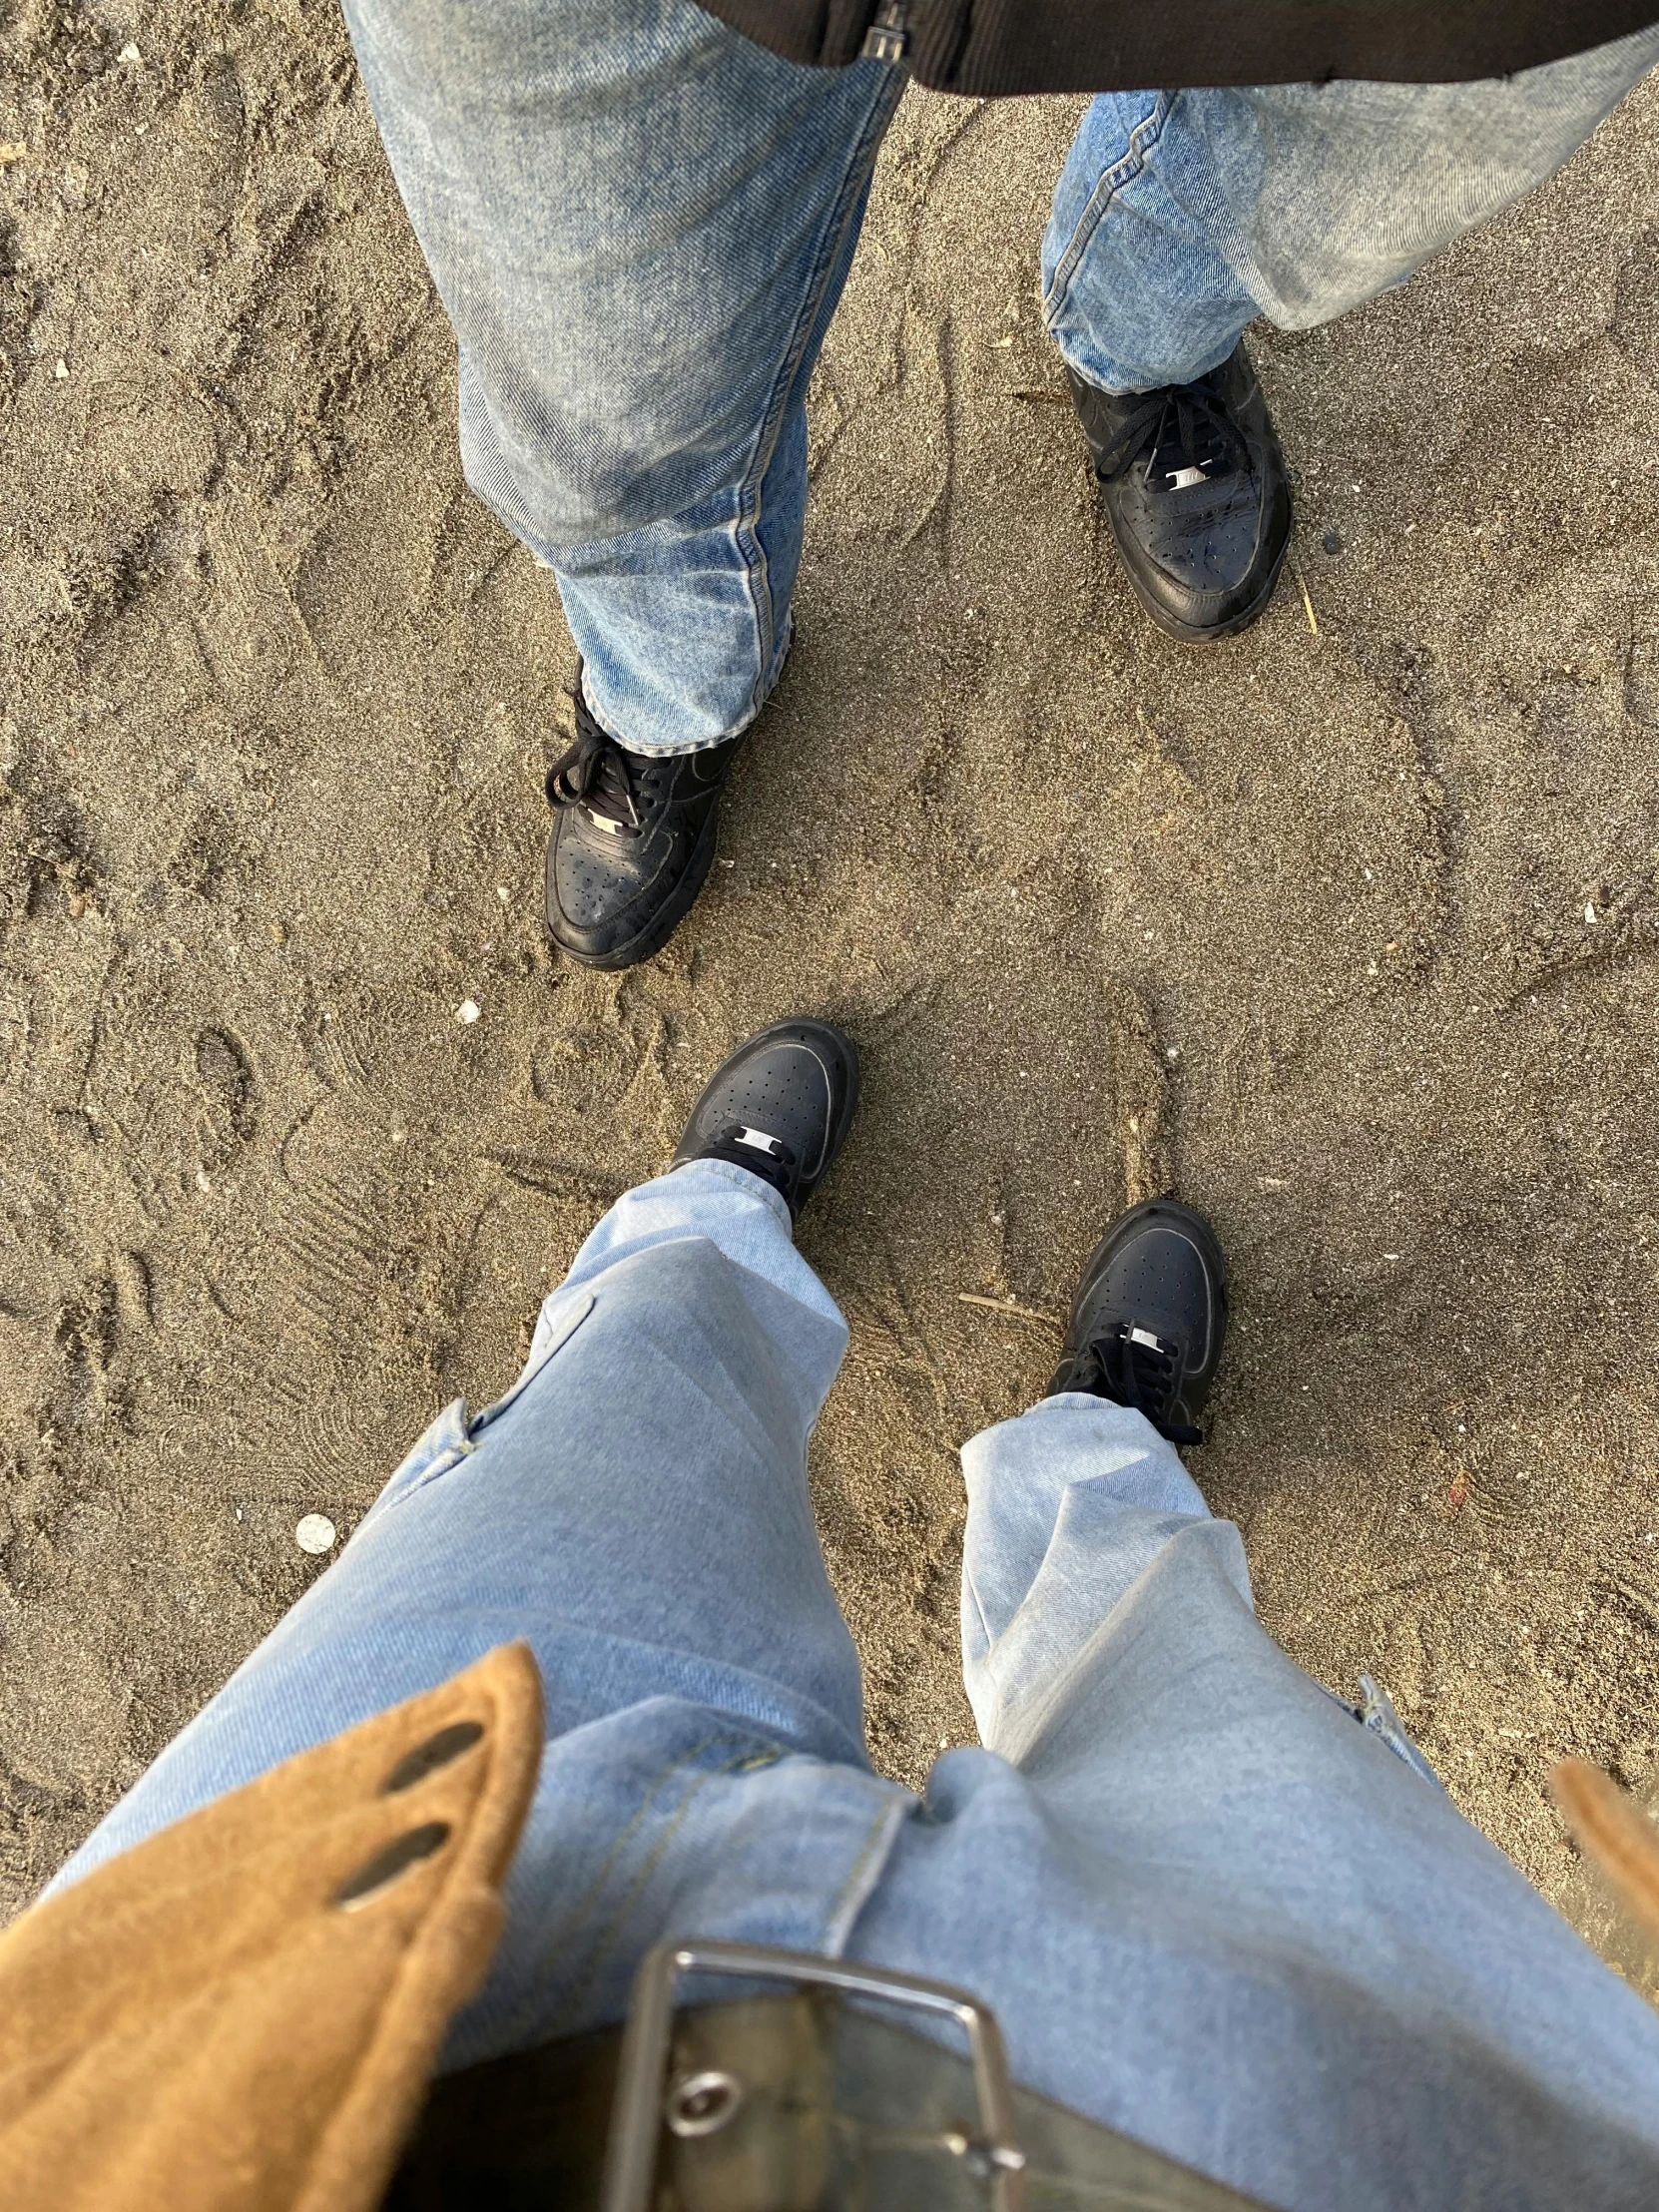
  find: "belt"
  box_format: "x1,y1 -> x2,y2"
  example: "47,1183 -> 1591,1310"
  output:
385,1938 -> 1274,2210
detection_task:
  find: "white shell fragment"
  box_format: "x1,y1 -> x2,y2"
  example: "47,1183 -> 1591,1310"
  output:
295,1512 -> 337,1554
456,998 -> 481,1024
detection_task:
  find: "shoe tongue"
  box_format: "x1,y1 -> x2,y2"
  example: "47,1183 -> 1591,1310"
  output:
710,1123 -> 798,1205
577,738 -> 642,830
1147,394 -> 1235,492
566,692 -> 645,828
1149,429 -> 1224,491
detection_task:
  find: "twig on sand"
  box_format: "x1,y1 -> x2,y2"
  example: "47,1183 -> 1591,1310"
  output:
1010,387 -> 1071,405
1292,562 -> 1321,635
958,1293 -> 1063,1328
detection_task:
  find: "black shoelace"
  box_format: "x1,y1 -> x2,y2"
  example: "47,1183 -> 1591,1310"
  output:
1091,381 -> 1243,497
546,693 -> 643,837
1076,1326 -> 1203,1447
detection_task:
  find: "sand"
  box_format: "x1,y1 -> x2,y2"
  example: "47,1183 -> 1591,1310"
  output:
4,0 -> 1659,1938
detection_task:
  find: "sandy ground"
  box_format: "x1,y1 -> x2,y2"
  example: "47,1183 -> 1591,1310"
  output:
4,1 -> 1659,1941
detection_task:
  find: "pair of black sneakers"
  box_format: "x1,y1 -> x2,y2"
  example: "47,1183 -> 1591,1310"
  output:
545,342 -> 1289,972
675,1020 -> 1227,1445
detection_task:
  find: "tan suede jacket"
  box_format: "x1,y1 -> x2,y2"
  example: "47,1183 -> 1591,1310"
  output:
0,1645 -> 543,2212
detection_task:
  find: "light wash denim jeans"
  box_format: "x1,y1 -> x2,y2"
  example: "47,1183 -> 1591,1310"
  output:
53,1162 -> 1659,2209
337,0 -> 1658,752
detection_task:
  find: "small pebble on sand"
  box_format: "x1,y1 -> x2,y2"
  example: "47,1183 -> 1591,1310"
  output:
295,1513 -> 336,1554
456,998 -> 481,1024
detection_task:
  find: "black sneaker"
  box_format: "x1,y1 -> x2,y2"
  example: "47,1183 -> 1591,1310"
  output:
544,670 -> 743,970
1068,341 -> 1290,644
672,1018 -> 859,1222
1046,1199 -> 1229,1445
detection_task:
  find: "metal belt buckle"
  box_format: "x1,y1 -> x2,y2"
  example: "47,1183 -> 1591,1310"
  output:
600,1937 -> 1027,2212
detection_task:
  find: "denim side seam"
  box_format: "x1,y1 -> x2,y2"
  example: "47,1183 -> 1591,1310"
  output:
359,1291 -> 598,1523
1317,1677 -> 1444,1790
1355,1674 -> 1444,1791
822,1787 -> 911,1954
960,1553 -> 994,1662
727,66 -> 904,729
1042,92 -> 1171,322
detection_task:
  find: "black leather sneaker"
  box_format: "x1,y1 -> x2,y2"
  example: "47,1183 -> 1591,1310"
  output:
1046,1199 -> 1229,1445
672,1018 -> 859,1222
1068,342 -> 1290,644
544,671 -> 743,970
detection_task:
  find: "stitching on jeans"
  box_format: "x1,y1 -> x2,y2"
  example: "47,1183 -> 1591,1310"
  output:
731,74 -> 898,708
467,1291 -> 597,1438
822,1791 -> 910,1953
522,1735 -> 786,2033
1042,91 -> 1171,323
498,1730 -> 777,2044
728,68 -> 904,721
561,1742 -> 775,2015
962,1558 -> 993,1654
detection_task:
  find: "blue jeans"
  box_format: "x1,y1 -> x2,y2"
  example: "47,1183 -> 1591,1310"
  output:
338,0 -> 1658,751
54,1163 -> 1659,2210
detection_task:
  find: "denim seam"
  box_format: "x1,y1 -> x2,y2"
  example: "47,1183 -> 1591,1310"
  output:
561,1744 -> 771,2018
1042,91 -> 1171,325
961,1557 -> 993,1662
822,1789 -> 912,1954
499,1732 -> 765,2041
366,1292 -> 600,1517
467,1292 -> 597,1440
726,66 -> 902,728
576,74 -> 898,758
387,1438 -> 473,1508
504,1730 -> 786,2040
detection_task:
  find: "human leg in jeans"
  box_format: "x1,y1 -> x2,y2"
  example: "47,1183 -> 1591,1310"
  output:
49,1019 -> 1659,2207
1048,26 -> 1659,641
341,0 -> 904,968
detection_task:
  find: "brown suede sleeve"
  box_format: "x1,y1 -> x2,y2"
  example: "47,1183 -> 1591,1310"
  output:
0,1643 -> 544,2212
